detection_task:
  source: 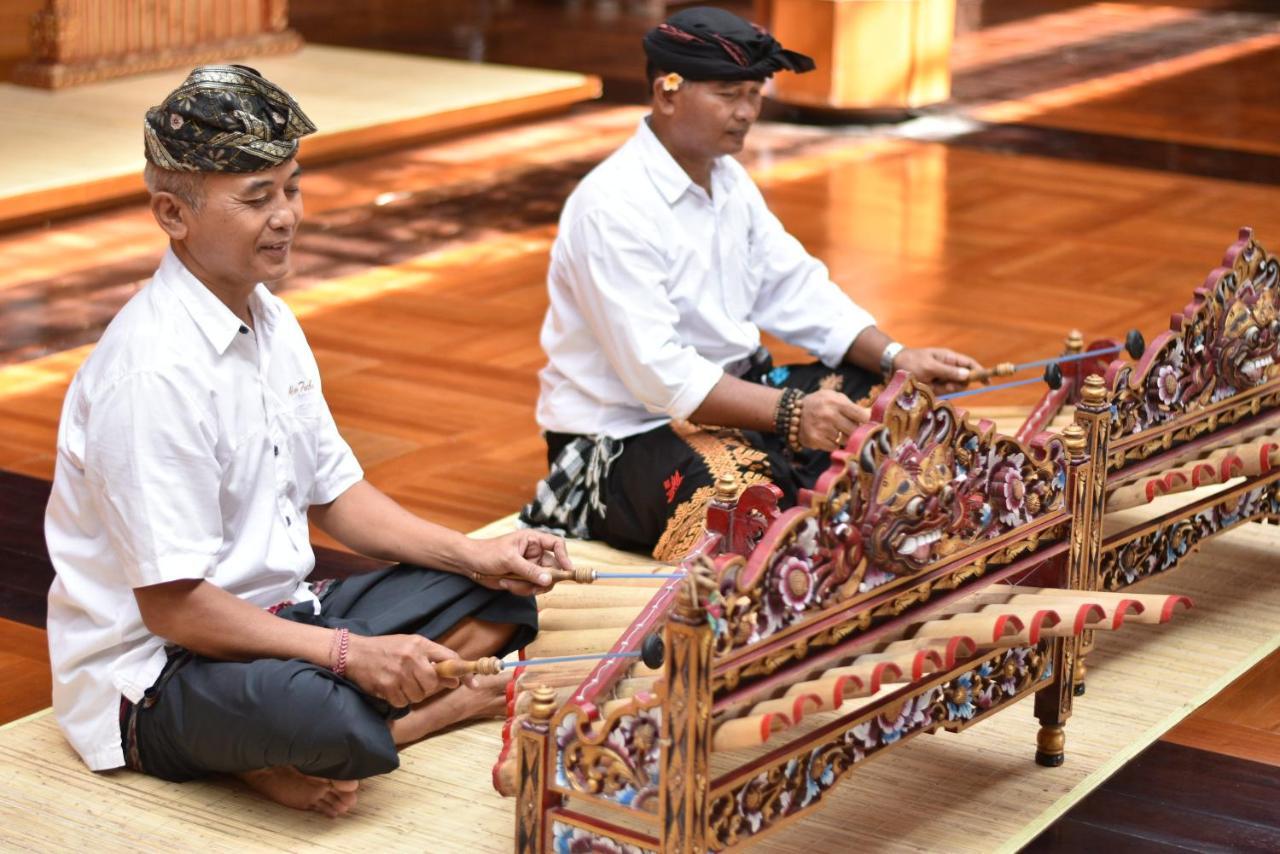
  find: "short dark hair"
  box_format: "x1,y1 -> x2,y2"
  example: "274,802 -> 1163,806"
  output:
646,60 -> 664,87
143,162 -> 205,211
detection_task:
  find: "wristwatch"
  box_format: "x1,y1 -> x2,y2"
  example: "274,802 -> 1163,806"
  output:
879,341 -> 905,376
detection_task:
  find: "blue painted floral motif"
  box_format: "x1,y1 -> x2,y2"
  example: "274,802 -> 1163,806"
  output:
552,823 -> 655,854
767,366 -> 791,386
944,673 -> 977,720
554,708 -> 662,811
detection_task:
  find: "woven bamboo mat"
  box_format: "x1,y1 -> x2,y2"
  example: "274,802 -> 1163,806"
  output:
3,519 -> 1277,852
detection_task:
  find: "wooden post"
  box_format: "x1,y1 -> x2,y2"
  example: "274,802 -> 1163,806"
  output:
660,570 -> 715,853
514,685 -> 557,854
1034,375 -> 1111,766
765,0 -> 957,110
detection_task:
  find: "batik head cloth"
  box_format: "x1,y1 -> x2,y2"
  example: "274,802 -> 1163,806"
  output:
144,64 -> 316,173
642,6 -> 815,82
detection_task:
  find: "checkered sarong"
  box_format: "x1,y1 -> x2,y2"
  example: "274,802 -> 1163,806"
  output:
519,435 -> 623,539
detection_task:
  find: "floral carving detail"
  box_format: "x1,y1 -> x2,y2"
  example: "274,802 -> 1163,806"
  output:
707,646 -> 1050,848
1110,229 -> 1280,448
555,706 -> 663,812
704,376 -> 1067,661
551,823 -> 657,854
1101,480 -> 1280,589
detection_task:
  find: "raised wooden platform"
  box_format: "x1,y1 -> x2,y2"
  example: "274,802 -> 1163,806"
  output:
0,45 -> 600,229
1,518 -> 1276,852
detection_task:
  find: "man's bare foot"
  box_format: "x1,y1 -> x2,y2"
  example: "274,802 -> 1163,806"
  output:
237,766 -> 360,818
390,672 -> 511,746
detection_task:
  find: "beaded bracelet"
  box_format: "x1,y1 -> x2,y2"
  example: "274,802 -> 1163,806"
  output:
330,627 -> 350,677
787,393 -> 805,452
773,387 -> 802,438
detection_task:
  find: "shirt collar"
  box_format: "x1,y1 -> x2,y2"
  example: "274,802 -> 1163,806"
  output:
158,248 -> 270,355
636,117 -> 731,207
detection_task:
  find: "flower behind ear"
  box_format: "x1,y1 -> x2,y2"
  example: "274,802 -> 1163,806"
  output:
662,72 -> 684,92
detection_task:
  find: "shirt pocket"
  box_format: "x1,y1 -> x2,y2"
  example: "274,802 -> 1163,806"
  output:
280,393 -> 323,508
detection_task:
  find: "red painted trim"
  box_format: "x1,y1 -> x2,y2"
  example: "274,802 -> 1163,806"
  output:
1025,609 -> 1060,644
1073,603 -> 1106,635
945,635 -> 977,667
1161,595 -> 1194,622
990,613 -> 1025,641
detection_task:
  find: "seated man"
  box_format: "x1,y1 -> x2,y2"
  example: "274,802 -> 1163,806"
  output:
45,66 -> 563,818
523,7 -> 982,560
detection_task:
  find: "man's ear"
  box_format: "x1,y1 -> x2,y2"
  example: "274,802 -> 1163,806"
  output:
652,78 -> 679,117
150,192 -> 190,241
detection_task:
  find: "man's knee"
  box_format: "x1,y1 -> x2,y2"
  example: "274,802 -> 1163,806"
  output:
246,662 -> 400,779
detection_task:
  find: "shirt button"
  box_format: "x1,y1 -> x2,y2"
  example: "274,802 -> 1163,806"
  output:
239,325 -> 249,334
273,445 -> 279,457
285,516 -> 292,527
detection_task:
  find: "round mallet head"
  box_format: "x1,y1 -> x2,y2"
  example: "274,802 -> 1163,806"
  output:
640,633 -> 665,669
1125,329 -> 1145,359
1043,362 -> 1063,390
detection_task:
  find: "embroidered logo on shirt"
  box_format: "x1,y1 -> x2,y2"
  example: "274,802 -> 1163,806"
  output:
663,470 -> 684,503
288,379 -> 315,397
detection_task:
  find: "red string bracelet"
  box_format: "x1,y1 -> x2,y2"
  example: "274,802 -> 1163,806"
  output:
330,627 -> 350,677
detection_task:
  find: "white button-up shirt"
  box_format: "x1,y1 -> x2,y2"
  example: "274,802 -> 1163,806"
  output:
536,118 -> 875,438
45,249 -> 364,771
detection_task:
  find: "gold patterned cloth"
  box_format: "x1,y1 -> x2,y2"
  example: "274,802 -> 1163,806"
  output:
524,361 -> 879,562
144,65 -> 316,173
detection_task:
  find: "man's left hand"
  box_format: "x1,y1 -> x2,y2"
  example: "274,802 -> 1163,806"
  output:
894,347 -> 983,394
462,530 -> 571,596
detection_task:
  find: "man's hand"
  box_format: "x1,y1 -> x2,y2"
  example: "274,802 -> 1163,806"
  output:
894,347 -> 983,394
798,389 -> 869,451
344,633 -> 463,708
463,529 -> 571,596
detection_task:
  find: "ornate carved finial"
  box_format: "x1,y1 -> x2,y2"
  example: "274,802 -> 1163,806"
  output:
714,472 -> 740,505
1062,424 -> 1086,460
1065,330 -> 1084,354
677,557 -> 717,619
529,684 -> 558,721
1080,374 -> 1109,408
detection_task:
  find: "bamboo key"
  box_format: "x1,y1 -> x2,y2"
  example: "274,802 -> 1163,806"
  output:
434,632 -> 666,679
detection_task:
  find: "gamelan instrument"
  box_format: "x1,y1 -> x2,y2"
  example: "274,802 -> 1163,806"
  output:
493,227 -> 1278,852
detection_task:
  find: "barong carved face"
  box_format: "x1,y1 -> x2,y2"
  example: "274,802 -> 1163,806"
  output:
1216,280 -> 1280,390
866,441 -> 961,575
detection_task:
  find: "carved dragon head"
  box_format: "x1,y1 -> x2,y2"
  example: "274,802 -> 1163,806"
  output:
864,440 -> 962,575
1215,271 -> 1280,390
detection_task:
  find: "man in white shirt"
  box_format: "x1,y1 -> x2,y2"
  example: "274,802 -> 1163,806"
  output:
45,66 -> 564,818
523,7 -> 983,560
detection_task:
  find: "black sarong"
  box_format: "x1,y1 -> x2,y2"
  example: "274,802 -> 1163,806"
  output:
120,564 -> 536,781
545,360 -> 878,560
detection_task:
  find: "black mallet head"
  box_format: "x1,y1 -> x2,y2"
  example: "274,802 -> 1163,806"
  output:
1044,362 -> 1063,390
1125,329 -> 1146,359
640,633 -> 665,669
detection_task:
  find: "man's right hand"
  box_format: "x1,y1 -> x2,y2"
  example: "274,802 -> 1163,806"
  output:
798,390 -> 869,451
344,632 -> 463,708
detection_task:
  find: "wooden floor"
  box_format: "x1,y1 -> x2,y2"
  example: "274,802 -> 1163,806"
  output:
0,46 -> 599,228
1,0 -> 1279,846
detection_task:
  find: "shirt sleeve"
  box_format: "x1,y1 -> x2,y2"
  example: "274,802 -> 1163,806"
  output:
309,395 -> 364,506
562,210 -> 724,420
743,177 -> 876,367
83,371 -> 222,589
